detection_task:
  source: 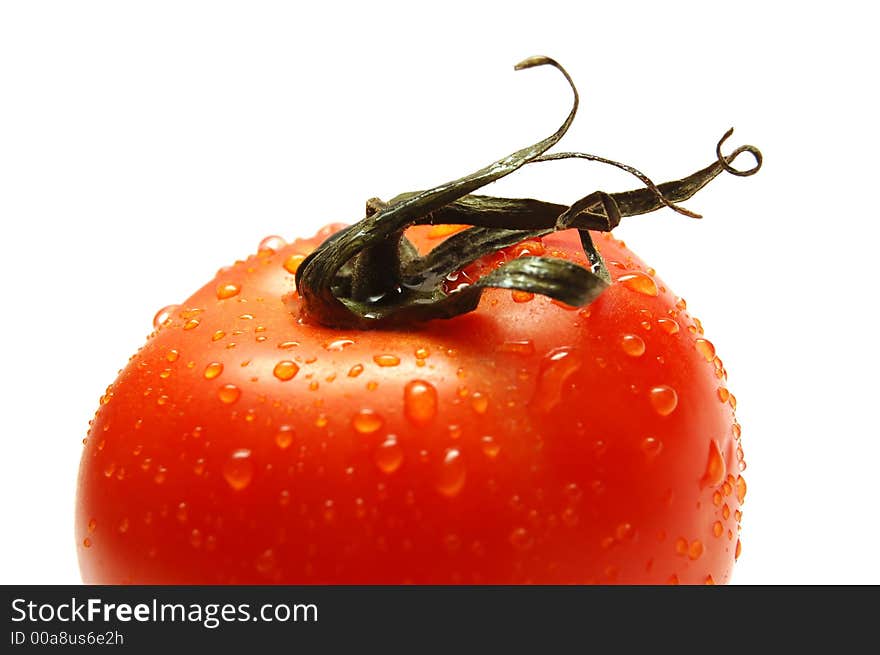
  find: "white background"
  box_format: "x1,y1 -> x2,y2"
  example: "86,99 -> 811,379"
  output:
1,1 -> 876,584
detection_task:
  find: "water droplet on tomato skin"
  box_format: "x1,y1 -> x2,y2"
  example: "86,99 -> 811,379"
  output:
348,364 -> 364,377
183,318 -> 201,330
166,349 -> 180,362
216,282 -> 241,300
275,426 -> 294,449
374,354 -> 400,367
203,362 -> 223,379
217,384 -> 241,404
223,449 -> 254,490
620,334 -> 646,357
87,518 -> 97,533
375,435 -> 404,474
688,540 -> 704,560
470,391 -> 489,414
618,271 -> 658,296
258,235 -> 286,253
511,290 -> 534,303
352,409 -> 384,434
273,360 -> 299,381
649,385 -> 678,416
283,254 -> 306,274
735,475 -> 748,504
403,380 -> 438,424
695,338 -> 716,362
480,436 -> 501,459
713,521 -> 724,537
435,448 -> 466,497
641,436 -> 663,457
702,440 -> 726,487
531,347 -> 582,413
735,539 -> 742,560
657,318 -> 679,334
499,340 -> 536,356
509,527 -> 534,550
324,338 -> 355,351
82,538 -> 92,548
152,304 -> 180,329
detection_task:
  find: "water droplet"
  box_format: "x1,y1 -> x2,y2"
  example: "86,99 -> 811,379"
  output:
722,504 -> 731,520
471,391 -> 489,414
403,380 -> 438,424
435,448 -> 466,497
511,290 -> 534,303
480,436 -> 501,459
217,384 -> 241,404
509,526 -> 534,550
273,360 -> 299,381
283,254 -> 306,274
620,334 -> 646,357
166,349 -> 180,362
183,318 -> 200,330
618,272 -> 658,296
373,354 -> 400,367
675,537 -> 688,556
203,362 -> 224,379
82,538 -> 92,548
278,341 -> 299,349
694,338 -> 716,362
649,385 -> 678,416
348,364 -> 364,377
216,283 -> 241,300
713,491 -> 723,506
735,475 -> 747,504
641,436 -> 663,457
222,448 -> 254,490
256,549 -> 276,575
499,340 -> 535,356
667,574 -> 680,585
152,304 -> 180,329
657,318 -> 679,334
212,330 -> 226,342
705,575 -> 715,585
118,518 -> 129,534
352,409 -> 383,434
688,540 -> 703,560
735,539 -> 742,560
258,235 -> 286,252
531,347 -> 581,413
176,502 -> 188,523
88,518 -> 97,532
415,347 -> 431,360
713,521 -> 724,537
717,387 -> 730,403
703,440 -> 726,487
375,435 -> 404,474
275,426 -> 294,449
616,523 -> 634,540
324,338 -> 355,351
238,313 -> 254,321
428,224 -> 467,239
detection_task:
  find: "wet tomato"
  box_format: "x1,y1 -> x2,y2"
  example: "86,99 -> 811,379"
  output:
76,56 -> 758,584
77,225 -> 746,584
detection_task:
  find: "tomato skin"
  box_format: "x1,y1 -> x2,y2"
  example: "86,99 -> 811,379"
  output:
76,224 -> 745,584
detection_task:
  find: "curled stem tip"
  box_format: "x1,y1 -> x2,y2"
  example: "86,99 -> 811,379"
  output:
717,128 -> 763,177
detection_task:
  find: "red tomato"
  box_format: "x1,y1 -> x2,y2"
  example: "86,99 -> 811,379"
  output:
76,223 -> 746,584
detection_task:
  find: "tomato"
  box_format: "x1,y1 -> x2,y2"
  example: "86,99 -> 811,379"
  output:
76,223 -> 746,584
76,56 -> 757,584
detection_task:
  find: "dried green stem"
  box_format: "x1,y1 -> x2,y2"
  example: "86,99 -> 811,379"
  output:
294,57 -> 762,329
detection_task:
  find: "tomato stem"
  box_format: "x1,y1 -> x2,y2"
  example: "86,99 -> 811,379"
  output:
295,57 -> 762,329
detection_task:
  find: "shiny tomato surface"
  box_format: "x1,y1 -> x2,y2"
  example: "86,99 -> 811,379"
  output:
77,224 -> 745,584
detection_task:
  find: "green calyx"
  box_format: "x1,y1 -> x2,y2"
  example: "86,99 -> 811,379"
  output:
295,56 -> 762,329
